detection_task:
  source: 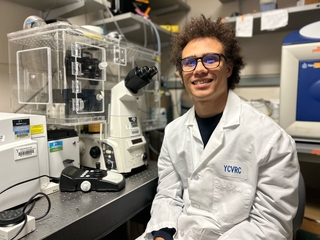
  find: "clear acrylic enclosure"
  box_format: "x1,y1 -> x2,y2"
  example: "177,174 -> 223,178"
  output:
8,21 -> 161,129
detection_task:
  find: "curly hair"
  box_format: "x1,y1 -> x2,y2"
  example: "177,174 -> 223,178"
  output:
170,15 -> 244,90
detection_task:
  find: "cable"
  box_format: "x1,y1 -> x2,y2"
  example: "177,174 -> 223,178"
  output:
23,192 -> 51,221
0,175 -> 59,195
7,192 -> 51,240
101,0 -> 129,42
141,16 -> 161,53
1,175 -> 54,240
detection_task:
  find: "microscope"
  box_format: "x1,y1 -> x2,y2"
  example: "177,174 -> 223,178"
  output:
80,66 -> 158,174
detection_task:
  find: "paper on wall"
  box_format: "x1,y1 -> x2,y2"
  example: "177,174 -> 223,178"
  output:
261,9 -> 288,31
236,15 -> 254,37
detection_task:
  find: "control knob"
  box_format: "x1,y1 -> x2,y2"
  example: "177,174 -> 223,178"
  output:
90,146 -> 101,158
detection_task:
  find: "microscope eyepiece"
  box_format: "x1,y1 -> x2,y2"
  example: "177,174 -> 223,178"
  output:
147,66 -> 158,78
125,66 -> 158,93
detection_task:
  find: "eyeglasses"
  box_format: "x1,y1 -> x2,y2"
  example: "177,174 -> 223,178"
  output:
179,53 -> 227,72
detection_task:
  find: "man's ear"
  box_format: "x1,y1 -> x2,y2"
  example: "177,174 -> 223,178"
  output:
227,64 -> 233,78
175,71 -> 184,84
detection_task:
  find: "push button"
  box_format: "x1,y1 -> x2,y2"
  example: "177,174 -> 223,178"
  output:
193,203 -> 200,209
193,174 -> 200,180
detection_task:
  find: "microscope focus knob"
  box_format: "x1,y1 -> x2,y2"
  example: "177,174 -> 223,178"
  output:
90,146 -> 101,158
80,181 -> 91,192
142,152 -> 148,163
105,160 -> 113,170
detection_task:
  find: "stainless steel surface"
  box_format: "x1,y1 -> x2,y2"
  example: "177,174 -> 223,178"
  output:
22,161 -> 158,240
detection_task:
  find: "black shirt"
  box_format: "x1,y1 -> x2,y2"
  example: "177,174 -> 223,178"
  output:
195,112 -> 223,147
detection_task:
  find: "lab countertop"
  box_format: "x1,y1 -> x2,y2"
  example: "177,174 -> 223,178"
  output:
23,161 -> 158,240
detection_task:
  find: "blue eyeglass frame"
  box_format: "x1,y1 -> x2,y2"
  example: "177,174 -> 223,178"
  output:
179,53 -> 227,72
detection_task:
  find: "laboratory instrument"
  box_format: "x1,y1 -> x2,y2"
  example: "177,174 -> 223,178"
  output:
80,66 -> 158,173
3,17 -> 161,215
279,21 -> 320,143
47,129 -> 80,178
59,162 -> 125,192
0,113 -> 53,212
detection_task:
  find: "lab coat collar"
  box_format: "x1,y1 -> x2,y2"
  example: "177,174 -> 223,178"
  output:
221,90 -> 241,129
184,90 -> 241,129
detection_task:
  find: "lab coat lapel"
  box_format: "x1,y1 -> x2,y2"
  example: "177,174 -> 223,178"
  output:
185,107 -> 199,174
199,123 -> 224,167
196,90 -> 241,169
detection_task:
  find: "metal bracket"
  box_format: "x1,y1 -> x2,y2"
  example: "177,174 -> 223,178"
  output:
113,46 -> 127,66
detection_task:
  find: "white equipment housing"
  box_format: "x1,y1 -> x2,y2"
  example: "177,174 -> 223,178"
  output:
0,113 -> 51,212
80,81 -> 148,173
279,21 -> 320,142
105,80 -> 148,173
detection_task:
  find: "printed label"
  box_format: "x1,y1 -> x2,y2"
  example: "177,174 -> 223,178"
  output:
12,119 -> 30,139
14,144 -> 38,160
49,141 -> 63,153
31,124 -> 44,135
131,128 -> 140,136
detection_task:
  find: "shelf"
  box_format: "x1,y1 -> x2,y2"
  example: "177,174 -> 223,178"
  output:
219,0 -> 237,3
224,3 -> 320,35
6,0 -> 190,20
90,12 -> 174,50
165,74 -> 280,89
7,0 -> 106,20
238,74 -> 280,87
149,0 -> 190,17
6,0 -> 189,49
296,142 -> 320,155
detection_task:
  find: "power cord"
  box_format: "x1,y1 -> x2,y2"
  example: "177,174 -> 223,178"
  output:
0,175 -> 59,240
0,175 -> 59,195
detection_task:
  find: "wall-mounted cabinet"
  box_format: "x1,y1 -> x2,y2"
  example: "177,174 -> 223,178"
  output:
224,3 -> 320,35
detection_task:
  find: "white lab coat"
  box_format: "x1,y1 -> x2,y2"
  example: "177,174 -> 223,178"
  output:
138,90 -> 299,240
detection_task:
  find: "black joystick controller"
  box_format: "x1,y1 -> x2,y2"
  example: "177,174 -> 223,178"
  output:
93,162 -> 104,178
59,163 -> 126,192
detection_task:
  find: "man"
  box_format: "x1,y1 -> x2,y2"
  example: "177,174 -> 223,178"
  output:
138,15 -> 299,240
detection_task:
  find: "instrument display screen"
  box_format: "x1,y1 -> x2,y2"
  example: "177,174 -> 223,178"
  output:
132,138 -> 143,144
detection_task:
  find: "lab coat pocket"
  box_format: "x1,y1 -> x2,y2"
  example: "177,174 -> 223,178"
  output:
189,228 -> 220,240
213,177 -> 252,225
